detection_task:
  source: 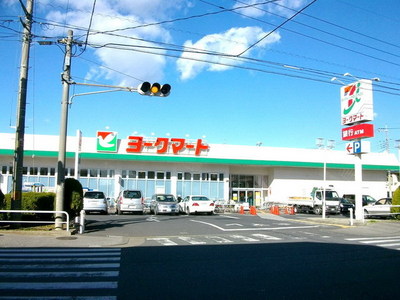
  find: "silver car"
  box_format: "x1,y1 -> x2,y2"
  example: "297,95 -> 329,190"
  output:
83,191 -> 108,215
150,194 -> 179,215
116,190 -> 144,215
364,198 -> 392,218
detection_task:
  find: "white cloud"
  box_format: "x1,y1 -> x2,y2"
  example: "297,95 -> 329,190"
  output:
39,0 -> 187,86
177,27 -> 280,80
233,0 -> 307,18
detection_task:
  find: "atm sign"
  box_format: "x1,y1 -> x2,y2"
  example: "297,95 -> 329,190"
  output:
342,123 -> 374,141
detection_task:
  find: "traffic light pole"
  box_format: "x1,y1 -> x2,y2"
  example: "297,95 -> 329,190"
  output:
55,30 -> 73,230
11,0 -> 33,218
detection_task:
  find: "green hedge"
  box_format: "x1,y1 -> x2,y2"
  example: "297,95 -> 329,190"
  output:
0,192 -> 55,221
0,178 -> 83,221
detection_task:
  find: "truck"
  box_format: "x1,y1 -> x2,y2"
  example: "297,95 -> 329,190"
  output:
276,187 -> 341,215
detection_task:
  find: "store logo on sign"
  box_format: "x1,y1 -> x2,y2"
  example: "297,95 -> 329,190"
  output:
340,79 -> 373,126
342,82 -> 361,115
97,131 -> 118,152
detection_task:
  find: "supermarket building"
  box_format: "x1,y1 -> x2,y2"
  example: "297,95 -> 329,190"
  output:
0,132 -> 398,205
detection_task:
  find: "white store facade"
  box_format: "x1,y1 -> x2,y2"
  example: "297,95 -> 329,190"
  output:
0,132 -> 399,205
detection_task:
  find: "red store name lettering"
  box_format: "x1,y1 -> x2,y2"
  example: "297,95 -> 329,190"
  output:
126,136 -> 209,156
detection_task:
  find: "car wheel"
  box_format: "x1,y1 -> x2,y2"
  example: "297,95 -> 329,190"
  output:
208,211 -> 213,215
186,207 -> 190,215
313,206 -> 322,215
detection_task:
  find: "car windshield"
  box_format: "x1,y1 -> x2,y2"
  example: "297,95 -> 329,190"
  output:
156,195 -> 176,202
124,191 -> 141,198
325,191 -> 339,199
192,196 -> 209,201
340,198 -> 352,204
84,192 -> 105,199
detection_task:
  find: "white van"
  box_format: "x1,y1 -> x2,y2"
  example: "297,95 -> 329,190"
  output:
116,190 -> 144,214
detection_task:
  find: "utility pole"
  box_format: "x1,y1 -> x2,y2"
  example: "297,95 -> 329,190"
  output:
12,0 -> 34,217
55,29 -> 73,230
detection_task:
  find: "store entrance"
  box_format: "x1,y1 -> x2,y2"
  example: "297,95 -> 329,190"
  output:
232,190 -> 255,206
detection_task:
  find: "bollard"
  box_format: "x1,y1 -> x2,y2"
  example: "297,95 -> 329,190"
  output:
79,209 -> 86,234
349,208 -> 353,226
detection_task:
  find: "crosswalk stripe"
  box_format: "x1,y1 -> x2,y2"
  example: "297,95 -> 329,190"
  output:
147,237 -> 177,246
0,248 -> 120,298
178,237 -> 207,244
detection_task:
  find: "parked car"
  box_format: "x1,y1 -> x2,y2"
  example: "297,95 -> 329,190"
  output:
339,197 -> 355,215
364,198 -> 392,218
116,190 -> 144,215
343,194 -> 376,206
150,194 -> 179,215
179,195 -> 215,215
83,191 -> 108,215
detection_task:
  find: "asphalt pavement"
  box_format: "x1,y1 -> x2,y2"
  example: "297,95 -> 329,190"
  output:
0,211 -> 399,248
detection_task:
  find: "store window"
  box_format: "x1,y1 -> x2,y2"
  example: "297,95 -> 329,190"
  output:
80,169 -> 88,177
1,166 -> 7,174
157,172 -> 165,180
128,170 -> 136,178
184,172 -> 191,180
50,168 -> 55,176
100,169 -> 107,177
193,173 -> 201,180
210,173 -> 218,181
40,167 -> 48,175
138,171 -> 146,179
148,171 -> 155,179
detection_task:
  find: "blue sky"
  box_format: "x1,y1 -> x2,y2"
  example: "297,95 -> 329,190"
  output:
1,0 -> 400,153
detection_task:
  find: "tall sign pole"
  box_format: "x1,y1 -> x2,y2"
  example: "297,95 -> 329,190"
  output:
55,30 -> 73,230
340,79 -> 374,221
12,0 -> 34,216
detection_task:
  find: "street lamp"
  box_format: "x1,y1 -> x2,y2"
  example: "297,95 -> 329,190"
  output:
316,138 -> 335,219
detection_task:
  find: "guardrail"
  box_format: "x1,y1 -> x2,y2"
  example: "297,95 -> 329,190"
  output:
0,210 -> 70,232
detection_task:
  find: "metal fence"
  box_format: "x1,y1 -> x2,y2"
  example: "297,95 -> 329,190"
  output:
0,210 -> 70,232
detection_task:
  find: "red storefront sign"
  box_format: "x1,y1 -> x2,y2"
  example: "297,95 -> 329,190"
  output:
126,136 -> 209,156
342,123 -> 374,141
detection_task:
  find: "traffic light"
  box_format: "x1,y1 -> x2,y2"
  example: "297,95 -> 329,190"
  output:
137,82 -> 171,97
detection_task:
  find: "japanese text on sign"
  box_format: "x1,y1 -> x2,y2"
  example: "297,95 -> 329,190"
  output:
126,136 -> 209,156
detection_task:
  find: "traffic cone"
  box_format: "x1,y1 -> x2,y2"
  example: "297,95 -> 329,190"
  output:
240,206 -> 244,214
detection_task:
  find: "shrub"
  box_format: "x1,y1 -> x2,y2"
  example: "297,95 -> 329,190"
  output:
391,187 -> 400,220
63,178 -> 83,217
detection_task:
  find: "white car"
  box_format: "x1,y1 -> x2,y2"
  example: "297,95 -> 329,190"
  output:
83,191 -> 108,215
179,195 -> 215,215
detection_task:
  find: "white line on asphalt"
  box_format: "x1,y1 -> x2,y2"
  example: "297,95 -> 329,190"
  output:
251,233 -> 282,240
0,263 -> 120,270
178,237 -> 207,245
204,236 -> 234,244
0,257 -> 120,263
0,271 -> 119,278
229,235 -> 259,242
0,248 -> 121,253
0,252 -> 120,257
345,236 -> 400,241
359,239 -> 400,244
0,281 -> 118,290
190,220 -> 319,231
146,237 -> 177,246
225,223 -> 243,227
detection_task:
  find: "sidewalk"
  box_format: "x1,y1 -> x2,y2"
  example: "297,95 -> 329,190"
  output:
0,230 -> 145,248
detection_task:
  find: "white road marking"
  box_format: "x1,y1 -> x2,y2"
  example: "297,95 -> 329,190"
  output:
230,235 -> 259,242
190,220 -> 319,231
147,237 -> 177,246
204,236 -> 234,244
226,223 -> 243,227
178,237 -> 207,245
251,233 -> 282,240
